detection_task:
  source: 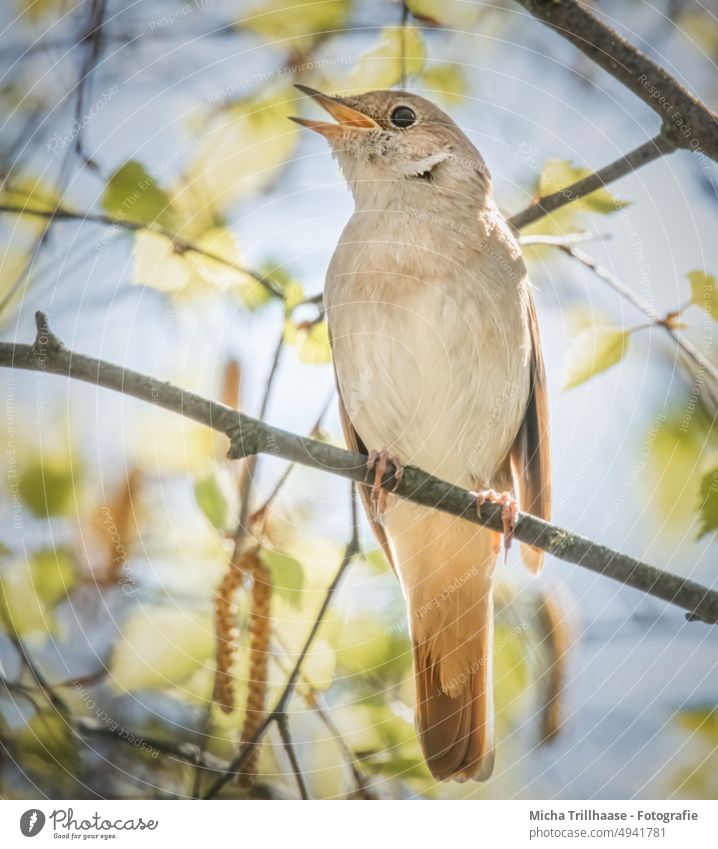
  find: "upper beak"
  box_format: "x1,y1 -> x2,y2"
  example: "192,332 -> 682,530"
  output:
289,84 -> 379,138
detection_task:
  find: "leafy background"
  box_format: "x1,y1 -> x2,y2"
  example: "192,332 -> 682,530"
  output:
0,0 -> 718,799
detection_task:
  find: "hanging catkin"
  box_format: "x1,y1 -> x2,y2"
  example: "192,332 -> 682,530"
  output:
236,549 -> 272,788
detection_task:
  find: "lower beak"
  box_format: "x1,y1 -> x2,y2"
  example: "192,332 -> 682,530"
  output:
289,84 -> 379,139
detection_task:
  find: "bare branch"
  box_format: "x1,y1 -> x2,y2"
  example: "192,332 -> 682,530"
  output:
0,204 -> 286,301
514,0 -> 718,161
1,313 -> 718,627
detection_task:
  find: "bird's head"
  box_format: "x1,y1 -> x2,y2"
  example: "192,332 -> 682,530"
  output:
290,86 -> 490,205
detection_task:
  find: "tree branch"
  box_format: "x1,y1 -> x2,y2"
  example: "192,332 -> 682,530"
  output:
2,312 -> 718,627
509,133 -> 674,230
0,204 -> 286,301
513,0 -> 718,161
538,240 -> 718,411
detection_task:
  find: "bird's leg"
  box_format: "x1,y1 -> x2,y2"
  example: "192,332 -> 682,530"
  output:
366,449 -> 405,519
474,488 -> 518,561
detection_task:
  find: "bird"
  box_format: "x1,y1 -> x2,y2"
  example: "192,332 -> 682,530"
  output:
290,86 -> 551,782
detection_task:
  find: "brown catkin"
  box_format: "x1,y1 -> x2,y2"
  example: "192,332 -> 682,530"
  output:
535,591 -> 570,743
92,467 -> 141,585
237,551 -> 272,788
213,560 -> 244,714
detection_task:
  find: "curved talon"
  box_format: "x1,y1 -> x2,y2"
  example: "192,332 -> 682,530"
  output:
367,449 -> 404,520
474,488 -> 518,562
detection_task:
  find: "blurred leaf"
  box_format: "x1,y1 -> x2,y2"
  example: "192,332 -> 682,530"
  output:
697,468 -> 718,538
419,65 -> 467,103
131,231 -> 192,292
363,548 -> 390,573
302,638 -> 335,690
16,454 -> 78,518
538,159 -> 628,216
562,324 -> 630,389
0,173 -> 60,214
493,621 -> 530,732
19,711 -> 78,775
102,160 -> 176,228
29,547 -> 76,605
285,320 -> 332,365
646,406 -> 715,530
261,548 -> 304,608
671,706 -> 718,799
14,0 -> 72,20
336,615 -> 412,682
348,26 -> 426,89
181,89 -> 299,215
110,607 -> 214,692
192,226 -> 254,293
240,0 -> 350,48
688,270 -> 718,322
194,472 -> 230,531
407,0 -> 484,26
365,754 -> 431,780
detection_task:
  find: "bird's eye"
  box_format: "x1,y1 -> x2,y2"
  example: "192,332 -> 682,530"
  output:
390,106 -> 416,129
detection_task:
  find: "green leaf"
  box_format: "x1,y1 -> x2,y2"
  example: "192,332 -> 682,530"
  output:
261,549 -> 304,608
419,65 -> 467,103
562,325 -> 630,389
16,455 -> 78,518
194,472 -> 230,531
538,159 -> 628,216
102,160 -> 176,228
29,547 -> 76,605
109,607 -> 214,692
348,25 -> 426,89
299,321 -> 331,365
697,468 -> 718,538
19,711 -> 79,775
688,270 -> 718,322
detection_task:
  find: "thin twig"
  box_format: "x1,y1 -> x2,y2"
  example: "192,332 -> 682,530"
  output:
276,713 -> 309,800
545,240 -> 718,410
2,313 -> 718,625
0,204 -> 285,301
203,489 -> 360,798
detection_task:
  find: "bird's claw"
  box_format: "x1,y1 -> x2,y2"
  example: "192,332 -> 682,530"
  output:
475,488 -> 518,561
367,449 -> 404,520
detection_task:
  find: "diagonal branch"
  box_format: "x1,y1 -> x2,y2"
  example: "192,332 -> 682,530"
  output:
513,0 -> 718,161
1,312 -> 718,627
0,204 -> 286,301
509,133 -> 674,230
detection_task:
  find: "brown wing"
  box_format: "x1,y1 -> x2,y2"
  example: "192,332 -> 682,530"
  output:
510,289 -> 552,574
337,396 -> 396,573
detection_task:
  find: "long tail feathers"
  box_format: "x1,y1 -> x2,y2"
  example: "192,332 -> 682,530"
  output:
413,607 -> 495,782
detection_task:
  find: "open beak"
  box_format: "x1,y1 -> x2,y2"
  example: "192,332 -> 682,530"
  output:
289,84 -> 379,139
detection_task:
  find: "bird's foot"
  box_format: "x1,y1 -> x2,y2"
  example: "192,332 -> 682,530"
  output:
366,449 -> 404,519
474,488 -> 518,561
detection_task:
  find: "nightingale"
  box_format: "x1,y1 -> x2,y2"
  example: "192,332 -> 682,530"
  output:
291,86 -> 551,782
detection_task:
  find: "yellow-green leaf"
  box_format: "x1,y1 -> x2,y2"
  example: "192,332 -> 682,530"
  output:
16,454 -> 78,518
239,0 -> 350,49
419,65 -> 467,103
562,325 -> 630,389
538,159 -> 628,216
194,472 -> 230,531
348,26 -> 426,90
110,607 -> 214,692
261,549 -> 304,609
697,467 -> 718,538
102,160 -> 176,228
407,0 -> 484,27
180,90 -> 299,215
299,321 -> 331,365
29,547 -> 76,605
688,270 -> 718,322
